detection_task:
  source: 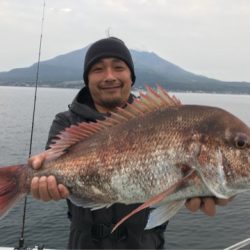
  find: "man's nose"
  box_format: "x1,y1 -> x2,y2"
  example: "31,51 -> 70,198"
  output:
104,68 -> 116,81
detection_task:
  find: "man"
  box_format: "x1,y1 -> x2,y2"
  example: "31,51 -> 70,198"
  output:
29,37 -> 231,249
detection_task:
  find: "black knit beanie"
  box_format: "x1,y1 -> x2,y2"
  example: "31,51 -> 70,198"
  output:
83,37 -> 136,85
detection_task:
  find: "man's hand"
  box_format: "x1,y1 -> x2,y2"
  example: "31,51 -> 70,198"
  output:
29,152 -> 70,201
185,197 -> 232,216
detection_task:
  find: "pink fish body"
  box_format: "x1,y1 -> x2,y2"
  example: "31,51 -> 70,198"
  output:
0,86 -> 250,230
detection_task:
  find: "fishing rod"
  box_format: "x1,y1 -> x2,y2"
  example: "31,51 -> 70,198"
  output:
15,0 -> 46,249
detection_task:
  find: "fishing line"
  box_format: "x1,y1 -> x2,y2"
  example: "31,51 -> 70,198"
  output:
17,0 -> 46,249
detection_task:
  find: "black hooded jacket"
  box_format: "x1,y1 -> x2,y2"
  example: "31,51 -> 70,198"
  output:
46,87 -> 167,249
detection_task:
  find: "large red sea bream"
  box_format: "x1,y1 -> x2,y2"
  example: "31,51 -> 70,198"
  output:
0,86 -> 249,231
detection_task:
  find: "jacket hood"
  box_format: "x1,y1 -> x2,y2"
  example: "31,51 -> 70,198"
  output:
69,87 -> 104,121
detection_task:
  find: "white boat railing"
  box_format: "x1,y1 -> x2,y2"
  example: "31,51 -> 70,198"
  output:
224,238 -> 250,250
1,238 -> 250,250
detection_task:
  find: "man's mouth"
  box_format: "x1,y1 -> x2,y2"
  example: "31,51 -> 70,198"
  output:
100,85 -> 122,90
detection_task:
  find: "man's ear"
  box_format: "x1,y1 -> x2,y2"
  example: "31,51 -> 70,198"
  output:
131,77 -> 134,86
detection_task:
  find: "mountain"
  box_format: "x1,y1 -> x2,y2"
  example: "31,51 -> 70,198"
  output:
0,47 -> 250,94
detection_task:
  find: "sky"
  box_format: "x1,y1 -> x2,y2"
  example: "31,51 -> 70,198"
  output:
0,0 -> 250,82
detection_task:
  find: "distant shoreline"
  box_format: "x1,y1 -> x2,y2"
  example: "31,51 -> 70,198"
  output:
1,84 -> 249,95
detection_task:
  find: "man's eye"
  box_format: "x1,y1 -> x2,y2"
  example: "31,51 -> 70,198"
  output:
92,67 -> 103,72
115,65 -> 125,70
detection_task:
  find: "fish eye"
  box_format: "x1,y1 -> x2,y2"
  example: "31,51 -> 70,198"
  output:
234,135 -> 248,149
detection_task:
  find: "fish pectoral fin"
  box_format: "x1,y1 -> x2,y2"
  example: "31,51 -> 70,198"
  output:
111,169 -> 195,233
145,200 -> 185,229
69,195 -> 111,210
197,149 -> 234,198
198,167 -> 232,198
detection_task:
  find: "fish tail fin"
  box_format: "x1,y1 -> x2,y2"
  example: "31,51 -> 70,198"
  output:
0,164 -> 27,218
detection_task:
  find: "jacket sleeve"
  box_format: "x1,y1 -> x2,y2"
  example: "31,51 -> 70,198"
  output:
45,111 -> 71,150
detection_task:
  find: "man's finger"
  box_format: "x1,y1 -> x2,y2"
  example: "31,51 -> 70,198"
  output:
38,176 -> 51,202
185,197 -> 201,212
200,197 -> 216,216
47,176 -> 61,201
31,177 -> 40,199
58,184 -> 70,199
215,197 -> 232,206
28,152 -> 46,170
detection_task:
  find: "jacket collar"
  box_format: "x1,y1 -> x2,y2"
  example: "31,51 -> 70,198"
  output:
69,86 -> 135,120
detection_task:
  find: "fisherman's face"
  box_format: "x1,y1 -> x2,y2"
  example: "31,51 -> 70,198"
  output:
88,57 -> 132,113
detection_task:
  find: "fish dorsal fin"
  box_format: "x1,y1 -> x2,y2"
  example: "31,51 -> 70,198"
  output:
45,122 -> 103,161
45,86 -> 181,161
126,85 -> 181,115
106,85 -> 181,122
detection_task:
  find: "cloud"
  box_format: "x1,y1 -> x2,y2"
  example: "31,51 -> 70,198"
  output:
0,0 -> 250,81
102,0 -> 129,12
59,8 -> 72,12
